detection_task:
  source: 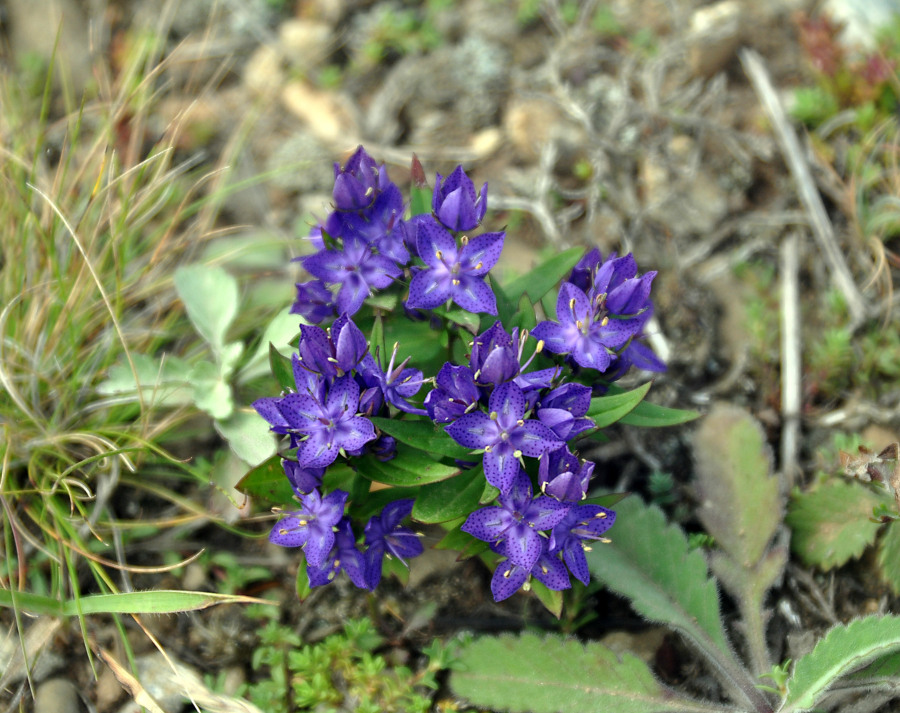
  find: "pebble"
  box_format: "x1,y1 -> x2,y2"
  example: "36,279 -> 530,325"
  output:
34,678 -> 83,713
687,0 -> 745,78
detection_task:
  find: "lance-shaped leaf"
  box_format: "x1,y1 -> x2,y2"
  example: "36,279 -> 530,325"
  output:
413,468 -> 486,523
693,405 -> 786,674
585,497 -> 762,709
451,632 -> 729,713
782,615 -> 900,712
354,447 -> 461,487
786,480 -> 882,570
368,416 -> 472,459
586,383 -> 651,429
501,246 -> 584,304
618,400 -> 700,427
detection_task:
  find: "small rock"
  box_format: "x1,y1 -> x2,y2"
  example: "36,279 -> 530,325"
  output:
278,19 -> 333,72
687,0 -> 745,78
281,81 -> 359,144
504,97 -> 565,161
244,44 -> 285,96
34,678 -> 82,713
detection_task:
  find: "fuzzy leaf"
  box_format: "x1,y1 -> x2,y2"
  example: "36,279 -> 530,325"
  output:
188,361 -> 234,420
97,353 -> 194,406
783,615 -> 900,712
215,410 -> 277,466
877,522 -> 900,595
786,480 -> 882,570
451,631 -> 723,713
693,405 -> 780,570
585,496 -> 734,664
355,446 -> 461,487
238,307 -> 299,383
587,383 -> 651,429
174,264 -> 239,353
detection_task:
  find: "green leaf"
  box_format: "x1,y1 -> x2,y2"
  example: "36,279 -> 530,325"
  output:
617,399 -> 700,427
268,342 -> 296,393
413,468 -> 485,523
367,293 -> 399,311
783,615 -> 900,712
238,307 -> 300,383
586,383 -> 651,429
0,588 -> 270,617
693,404 -> 780,573
530,580 -> 563,619
501,246 -> 583,303
97,353 -> 194,406
585,497 -> 736,668
215,410 -> 277,466
174,264 -> 239,353
410,184 -> 431,217
355,446 -> 461,487
451,632 -> 722,713
786,480 -> 882,570
368,416 -> 472,460
235,454 -> 292,504
188,360 -> 234,420
878,521 -> 900,594
434,305 -> 482,334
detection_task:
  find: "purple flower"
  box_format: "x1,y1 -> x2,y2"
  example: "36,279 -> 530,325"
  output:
538,448 -> 594,502
531,282 -> 642,373
406,217 -> 503,315
462,470 -> 569,570
432,166 -> 488,232
290,280 -> 334,324
340,184 -> 410,265
275,375 -> 376,467
332,145 -> 391,212
536,383 -> 595,441
283,460 -> 325,495
491,540 -> 571,601
302,235 -> 402,317
307,517 -> 370,589
364,499 -> 423,588
269,488 -> 348,568
425,363 -> 480,424
549,504 -> 616,585
357,345 -> 427,415
446,381 -> 564,493
469,323 -> 557,396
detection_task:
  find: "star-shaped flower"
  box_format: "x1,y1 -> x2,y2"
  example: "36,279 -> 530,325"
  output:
549,504 -> 616,585
490,540 -> 571,601
269,488 -> 347,568
364,499 -> 423,588
406,217 -> 503,315
446,382 -> 563,493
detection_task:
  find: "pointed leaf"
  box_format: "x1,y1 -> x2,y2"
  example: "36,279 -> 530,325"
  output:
413,468 -> 485,523
268,343 -> 296,393
585,496 -> 735,665
693,404 -> 780,570
355,446 -> 461,487
618,400 -> 700,427
586,383 -> 652,429
786,480 -> 882,570
451,632 -> 725,713
368,416 -> 472,459
783,615 -> 900,712
235,454 -> 293,504
501,246 -> 584,303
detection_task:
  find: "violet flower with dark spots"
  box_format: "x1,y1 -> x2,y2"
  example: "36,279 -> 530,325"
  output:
272,375 -> 376,467
307,517 -> 370,589
302,235 -> 402,317
332,145 -> 391,212
461,469 -> 569,571
364,499 -> 423,588
468,322 -> 557,396
432,165 -> 488,232
490,540 -> 571,601
446,381 -> 564,494
406,217 -> 503,315
283,460 -> 325,495
538,447 -> 594,502
536,382 -> 595,441
357,345 -> 427,415
290,279 -> 334,325
269,488 -> 347,568
549,503 -> 616,585
424,363 -> 480,424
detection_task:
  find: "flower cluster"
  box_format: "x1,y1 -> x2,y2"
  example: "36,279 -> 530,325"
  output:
249,146 -> 664,603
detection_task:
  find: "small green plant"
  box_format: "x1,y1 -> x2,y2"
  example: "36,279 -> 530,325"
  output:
450,406 -> 900,712
243,613 -> 450,713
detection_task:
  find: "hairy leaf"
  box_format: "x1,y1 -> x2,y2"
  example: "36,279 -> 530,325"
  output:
693,404 -> 780,571
174,264 -> 238,353
786,480 -> 882,570
451,632 -> 723,713
877,522 -> 900,594
97,353 -> 193,406
215,410 -> 277,466
783,615 -> 900,712
586,497 -> 734,665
